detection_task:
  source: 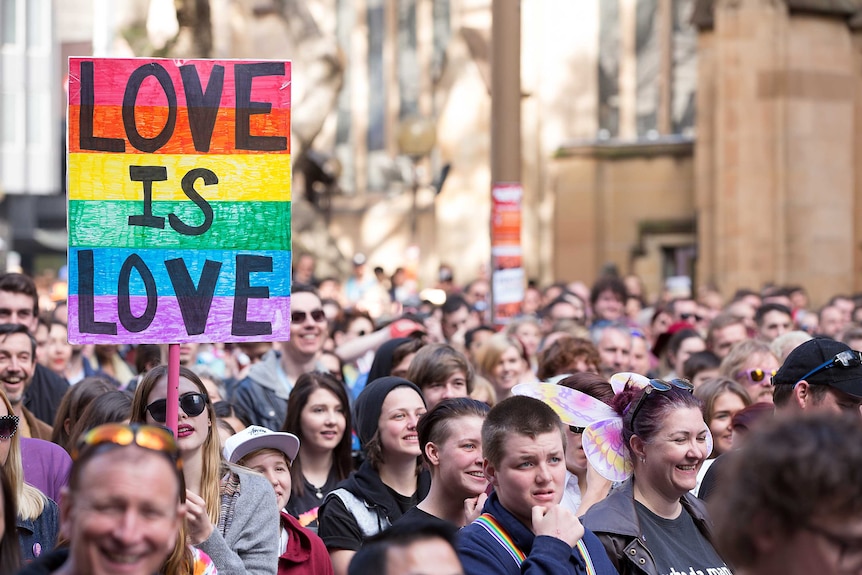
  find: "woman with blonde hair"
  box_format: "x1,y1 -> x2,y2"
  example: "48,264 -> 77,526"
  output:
719,339 -> 780,404
0,388 -> 58,564
475,333 -> 532,401
131,365 -> 280,575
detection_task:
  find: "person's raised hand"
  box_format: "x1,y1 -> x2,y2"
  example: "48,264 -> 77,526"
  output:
463,492 -> 488,524
184,489 -> 215,545
531,504 -> 584,548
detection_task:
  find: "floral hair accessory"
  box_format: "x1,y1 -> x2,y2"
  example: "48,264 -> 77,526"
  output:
516,372 -> 712,482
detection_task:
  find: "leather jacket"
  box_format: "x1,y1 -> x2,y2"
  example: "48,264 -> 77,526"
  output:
581,479 -> 715,575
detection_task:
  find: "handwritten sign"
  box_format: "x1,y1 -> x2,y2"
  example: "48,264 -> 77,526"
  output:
67,58 -> 292,344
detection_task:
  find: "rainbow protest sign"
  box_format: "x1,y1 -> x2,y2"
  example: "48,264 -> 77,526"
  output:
67,58 -> 292,344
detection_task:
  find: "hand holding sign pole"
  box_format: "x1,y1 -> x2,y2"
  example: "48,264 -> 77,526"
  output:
67,58 -> 292,435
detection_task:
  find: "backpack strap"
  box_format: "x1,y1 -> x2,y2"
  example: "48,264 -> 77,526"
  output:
473,512 -> 597,575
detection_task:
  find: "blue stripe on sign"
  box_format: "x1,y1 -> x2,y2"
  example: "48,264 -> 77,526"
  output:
68,247 -> 292,298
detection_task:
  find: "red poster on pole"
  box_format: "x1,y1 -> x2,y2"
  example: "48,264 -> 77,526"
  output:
491,184 -> 525,327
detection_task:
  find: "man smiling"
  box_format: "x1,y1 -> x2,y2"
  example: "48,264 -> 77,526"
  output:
232,284 -> 328,429
0,323 -> 51,439
18,424 -> 187,575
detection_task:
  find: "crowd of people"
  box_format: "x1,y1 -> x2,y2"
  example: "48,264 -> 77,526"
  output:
3,255 -> 862,575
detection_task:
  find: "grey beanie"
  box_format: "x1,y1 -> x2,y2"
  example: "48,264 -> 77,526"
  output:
354,376 -> 425,446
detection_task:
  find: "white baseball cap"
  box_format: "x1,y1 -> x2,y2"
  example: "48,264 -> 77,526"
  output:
223,425 -> 300,465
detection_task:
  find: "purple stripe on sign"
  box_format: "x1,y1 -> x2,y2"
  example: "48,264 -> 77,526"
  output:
67,295 -> 291,344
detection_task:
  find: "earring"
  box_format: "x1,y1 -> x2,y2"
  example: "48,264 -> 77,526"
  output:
641,457 -> 646,464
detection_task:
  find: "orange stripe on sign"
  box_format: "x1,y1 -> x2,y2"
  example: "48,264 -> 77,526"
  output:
68,105 -> 290,155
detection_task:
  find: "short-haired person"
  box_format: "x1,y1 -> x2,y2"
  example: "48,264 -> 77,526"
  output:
0,323 -> 52,440
225,426 -> 334,575
536,336 -> 601,381
456,396 -> 617,575
348,522 -> 463,575
592,324 -> 632,380
406,344 -> 473,410
589,276 -> 627,325
582,379 -> 731,574
18,424 -> 190,575
0,273 -> 69,426
394,398 -> 490,533
754,303 -> 793,343
771,337 -> 862,414
712,412 -> 862,575
705,313 -> 749,359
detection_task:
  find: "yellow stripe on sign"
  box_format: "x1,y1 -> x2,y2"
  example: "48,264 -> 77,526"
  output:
68,153 -> 292,202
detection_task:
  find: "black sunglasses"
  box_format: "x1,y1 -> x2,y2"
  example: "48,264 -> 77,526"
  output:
628,378 -> 694,426
794,350 -> 862,384
680,312 -> 704,322
291,309 -> 326,324
146,392 -> 208,424
568,425 -> 586,435
0,414 -> 18,439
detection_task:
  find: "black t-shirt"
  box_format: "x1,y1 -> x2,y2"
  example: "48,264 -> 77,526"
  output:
286,471 -> 340,533
393,506 -> 459,539
635,501 -> 731,575
318,485 -> 421,552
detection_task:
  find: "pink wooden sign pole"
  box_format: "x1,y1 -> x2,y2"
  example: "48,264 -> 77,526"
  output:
166,343 -> 180,436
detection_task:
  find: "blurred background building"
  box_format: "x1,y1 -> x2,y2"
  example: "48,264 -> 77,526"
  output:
1,0 -> 861,305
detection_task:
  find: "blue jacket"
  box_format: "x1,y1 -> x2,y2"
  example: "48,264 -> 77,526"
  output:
18,497 -> 60,563
457,492 -> 619,575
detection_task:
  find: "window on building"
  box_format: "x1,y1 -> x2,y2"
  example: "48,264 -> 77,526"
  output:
598,0 -> 696,140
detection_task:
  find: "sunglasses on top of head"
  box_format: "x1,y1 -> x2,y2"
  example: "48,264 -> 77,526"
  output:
628,378 -> 694,425
146,392 -> 208,424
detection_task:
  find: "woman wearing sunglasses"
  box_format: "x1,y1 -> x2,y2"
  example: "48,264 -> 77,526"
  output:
719,339 -> 780,404
131,365 -> 280,575
0,388 -> 58,566
581,379 -> 731,575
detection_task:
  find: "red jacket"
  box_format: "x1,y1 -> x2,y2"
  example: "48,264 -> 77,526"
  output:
280,510 -> 334,575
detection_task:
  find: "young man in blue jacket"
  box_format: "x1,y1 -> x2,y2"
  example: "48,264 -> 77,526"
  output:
457,396 -> 618,575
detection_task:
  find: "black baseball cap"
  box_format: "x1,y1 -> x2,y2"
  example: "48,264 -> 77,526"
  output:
772,337 -> 862,398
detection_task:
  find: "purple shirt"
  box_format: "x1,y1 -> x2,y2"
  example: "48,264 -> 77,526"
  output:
20,437 -> 72,502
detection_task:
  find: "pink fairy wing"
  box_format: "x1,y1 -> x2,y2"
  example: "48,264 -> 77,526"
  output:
512,382 -> 616,426
583,418 -> 632,483
609,372 -> 650,395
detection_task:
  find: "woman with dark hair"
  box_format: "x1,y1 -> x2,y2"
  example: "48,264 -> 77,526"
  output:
66,389 -> 133,449
131,365 -> 280,575
395,397 -> 490,532
582,379 -> 730,575
556,372 -> 615,515
0,469 -> 20,575
663,328 -> 706,380
49,376 -> 115,452
317,377 -> 430,575
282,371 -> 353,532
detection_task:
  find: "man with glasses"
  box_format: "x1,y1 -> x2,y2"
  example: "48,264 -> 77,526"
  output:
713,412 -> 862,575
772,338 -> 862,414
19,424 -> 188,575
700,338 -> 862,501
231,284 -> 330,430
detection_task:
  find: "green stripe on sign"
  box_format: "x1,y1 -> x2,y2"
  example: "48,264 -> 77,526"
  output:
69,200 -> 291,250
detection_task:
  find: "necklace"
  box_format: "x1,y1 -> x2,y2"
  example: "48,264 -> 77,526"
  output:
307,477 -> 325,499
